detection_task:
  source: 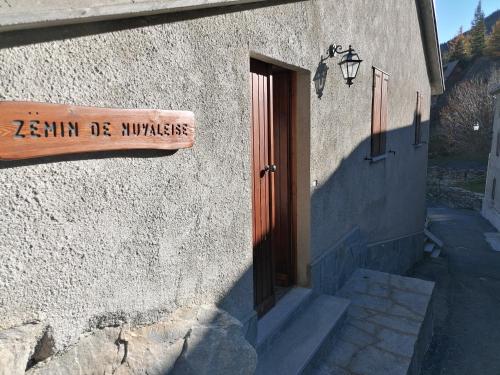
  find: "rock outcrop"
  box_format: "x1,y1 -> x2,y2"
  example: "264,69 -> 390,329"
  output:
1,305 -> 257,375
0,322 -> 46,375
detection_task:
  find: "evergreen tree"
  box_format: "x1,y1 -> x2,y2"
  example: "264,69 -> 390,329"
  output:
448,27 -> 468,61
486,20 -> 500,58
470,0 -> 486,57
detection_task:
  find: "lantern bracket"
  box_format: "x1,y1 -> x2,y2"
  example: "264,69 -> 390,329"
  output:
327,44 -> 351,58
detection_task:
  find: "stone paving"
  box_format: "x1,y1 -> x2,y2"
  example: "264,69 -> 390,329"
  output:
415,207 -> 500,374
307,268 -> 434,375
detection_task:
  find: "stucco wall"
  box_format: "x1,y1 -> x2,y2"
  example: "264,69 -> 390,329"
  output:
483,94 -> 500,228
0,0 -> 431,349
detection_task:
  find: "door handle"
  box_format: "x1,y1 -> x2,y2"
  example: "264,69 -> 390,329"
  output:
264,164 -> 277,173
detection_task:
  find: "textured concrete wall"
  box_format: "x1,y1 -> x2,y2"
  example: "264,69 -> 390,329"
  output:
483,94 -> 500,228
0,0 -> 431,349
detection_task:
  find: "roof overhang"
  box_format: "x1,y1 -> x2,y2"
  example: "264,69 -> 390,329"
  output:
1,0 -> 446,96
0,0 -> 266,33
416,0 -> 445,95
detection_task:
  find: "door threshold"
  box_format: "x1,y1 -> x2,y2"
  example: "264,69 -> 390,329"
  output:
274,285 -> 292,304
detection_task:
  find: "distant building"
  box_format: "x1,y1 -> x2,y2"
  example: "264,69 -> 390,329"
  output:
483,85 -> 500,229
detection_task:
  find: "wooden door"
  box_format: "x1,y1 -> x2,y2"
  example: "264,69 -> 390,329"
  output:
271,71 -> 294,287
251,59 -> 293,317
251,59 -> 274,317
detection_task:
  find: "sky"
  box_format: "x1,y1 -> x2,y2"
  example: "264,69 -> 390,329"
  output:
435,0 -> 499,43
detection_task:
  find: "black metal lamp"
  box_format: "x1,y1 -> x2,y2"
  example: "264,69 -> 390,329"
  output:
327,44 -> 363,87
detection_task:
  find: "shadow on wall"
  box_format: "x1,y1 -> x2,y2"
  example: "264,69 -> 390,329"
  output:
3,123 -> 430,373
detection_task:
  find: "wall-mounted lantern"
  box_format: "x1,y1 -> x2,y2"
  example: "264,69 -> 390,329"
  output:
327,44 -> 363,87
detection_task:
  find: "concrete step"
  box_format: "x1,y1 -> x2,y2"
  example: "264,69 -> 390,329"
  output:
484,232 -> 500,252
307,268 -> 435,375
431,248 -> 441,258
256,287 -> 314,352
256,293 -> 350,375
425,216 -> 431,229
424,228 -> 444,248
424,242 -> 435,253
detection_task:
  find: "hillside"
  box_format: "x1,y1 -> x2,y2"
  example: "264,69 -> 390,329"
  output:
441,9 -> 500,54
430,2 -> 500,162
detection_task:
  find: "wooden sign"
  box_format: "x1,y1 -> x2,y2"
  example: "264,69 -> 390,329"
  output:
0,101 -> 195,160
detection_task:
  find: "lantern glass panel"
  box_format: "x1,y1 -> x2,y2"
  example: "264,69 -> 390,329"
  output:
340,59 -> 348,80
350,59 -> 360,78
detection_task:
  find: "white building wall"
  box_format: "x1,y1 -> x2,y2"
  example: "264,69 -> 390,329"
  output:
483,88 -> 500,229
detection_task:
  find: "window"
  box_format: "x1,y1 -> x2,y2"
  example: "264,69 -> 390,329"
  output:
414,92 -> 423,145
371,67 -> 389,157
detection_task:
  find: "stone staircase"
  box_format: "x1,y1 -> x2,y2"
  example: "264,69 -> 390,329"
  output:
308,269 -> 434,375
256,269 -> 435,375
255,287 -> 350,375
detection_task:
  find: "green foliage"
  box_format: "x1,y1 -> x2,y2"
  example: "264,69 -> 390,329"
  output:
486,20 -> 500,58
448,27 -> 470,61
470,1 -> 487,57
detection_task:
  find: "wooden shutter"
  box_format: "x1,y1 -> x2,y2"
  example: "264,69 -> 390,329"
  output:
415,92 -> 422,145
380,73 -> 389,154
371,69 -> 382,156
371,68 -> 389,157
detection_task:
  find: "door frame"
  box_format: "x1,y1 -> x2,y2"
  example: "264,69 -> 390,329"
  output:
249,53 -> 311,311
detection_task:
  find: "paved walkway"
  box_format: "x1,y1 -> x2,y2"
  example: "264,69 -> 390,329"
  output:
307,269 -> 434,375
411,206 -> 500,375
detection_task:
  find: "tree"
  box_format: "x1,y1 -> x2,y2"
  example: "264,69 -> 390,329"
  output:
439,77 -> 495,158
470,1 -> 486,57
486,20 -> 500,58
448,27 -> 469,61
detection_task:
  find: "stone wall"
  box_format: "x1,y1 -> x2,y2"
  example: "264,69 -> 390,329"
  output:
0,305 -> 257,375
427,165 -> 486,186
427,165 -> 485,210
311,229 -> 424,296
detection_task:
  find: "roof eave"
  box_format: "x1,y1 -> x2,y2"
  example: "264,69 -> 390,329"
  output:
416,0 -> 445,95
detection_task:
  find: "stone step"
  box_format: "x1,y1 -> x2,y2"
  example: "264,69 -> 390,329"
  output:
425,216 -> 431,229
306,268 -> 435,375
424,242 -> 435,253
256,293 -> 350,375
431,248 -> 441,258
256,287 -> 314,352
424,228 -> 444,248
